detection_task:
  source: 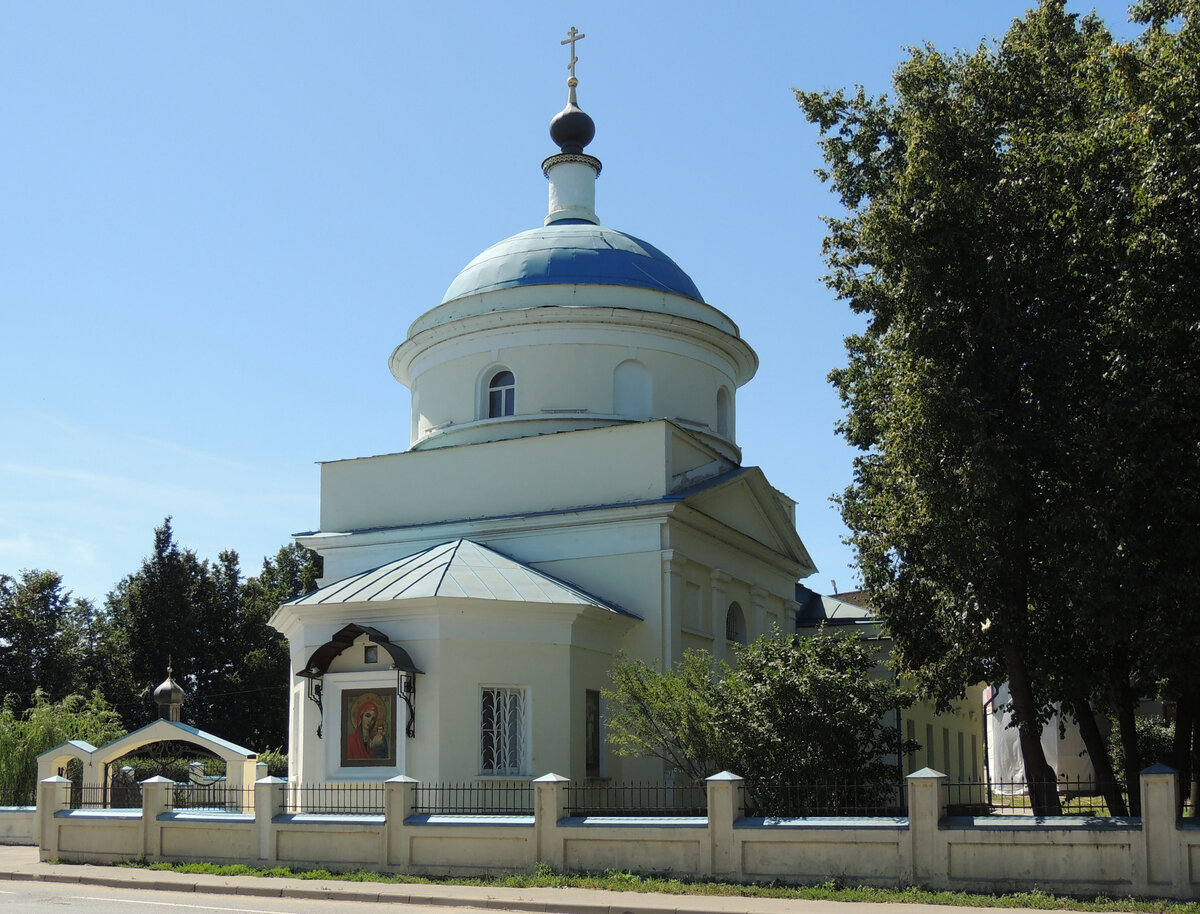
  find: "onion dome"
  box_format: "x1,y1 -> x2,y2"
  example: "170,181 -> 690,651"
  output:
550,85 -> 595,154
154,665 -> 184,721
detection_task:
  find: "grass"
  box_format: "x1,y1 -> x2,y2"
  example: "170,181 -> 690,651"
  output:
111,859 -> 1200,912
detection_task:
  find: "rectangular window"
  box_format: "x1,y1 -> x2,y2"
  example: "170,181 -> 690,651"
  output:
906,719 -> 916,772
585,689 -> 601,778
480,687 -> 527,776
971,734 -> 978,780
942,728 -> 951,777
926,723 -> 935,770
957,731 -> 965,780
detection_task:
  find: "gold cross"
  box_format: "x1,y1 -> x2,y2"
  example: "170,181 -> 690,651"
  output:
561,26 -> 585,81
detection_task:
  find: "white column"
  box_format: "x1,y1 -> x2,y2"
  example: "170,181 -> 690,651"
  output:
905,767 -> 947,888
139,775 -> 173,861
255,776 -> 286,865
1137,764 -> 1180,897
710,569 -> 730,662
385,775 -> 418,871
533,773 -> 569,872
38,776 -> 70,861
662,551 -> 684,667
706,771 -> 743,880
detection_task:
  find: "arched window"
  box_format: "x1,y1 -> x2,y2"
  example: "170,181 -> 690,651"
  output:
488,370 -> 515,418
613,359 -> 652,418
716,387 -> 732,439
725,601 -> 746,645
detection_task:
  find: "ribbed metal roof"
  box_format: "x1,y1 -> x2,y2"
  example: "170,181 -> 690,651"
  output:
285,539 -> 632,614
441,223 -> 704,304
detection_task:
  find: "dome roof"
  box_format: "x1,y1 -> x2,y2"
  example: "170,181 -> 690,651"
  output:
153,672 -> 184,704
441,223 -> 704,305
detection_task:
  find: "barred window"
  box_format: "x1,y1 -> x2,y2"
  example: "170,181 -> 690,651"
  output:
480,687 -> 527,776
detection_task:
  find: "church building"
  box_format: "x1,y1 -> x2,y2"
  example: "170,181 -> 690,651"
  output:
269,34 -> 816,786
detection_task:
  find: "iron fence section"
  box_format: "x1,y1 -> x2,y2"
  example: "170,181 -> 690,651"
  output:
943,775 -> 1130,816
70,783 -> 143,809
0,786 -> 35,806
168,784 -> 255,813
281,783 -> 384,815
566,782 -> 708,817
742,781 -> 907,817
412,782 -> 534,815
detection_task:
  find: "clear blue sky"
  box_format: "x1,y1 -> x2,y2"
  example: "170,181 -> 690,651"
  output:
1,2 -> 1143,606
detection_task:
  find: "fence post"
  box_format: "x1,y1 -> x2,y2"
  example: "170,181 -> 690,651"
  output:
38,776 -> 70,861
139,776 -> 173,861
706,771 -> 743,880
533,773 -> 569,872
385,775 -> 418,871
905,767 -> 946,888
1137,764 -> 1180,897
255,776 -> 286,865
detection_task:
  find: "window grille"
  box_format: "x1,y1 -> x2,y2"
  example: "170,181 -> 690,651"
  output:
481,687 -> 527,776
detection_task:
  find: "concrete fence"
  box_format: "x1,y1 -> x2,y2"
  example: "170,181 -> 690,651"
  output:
32,766 -> 1200,899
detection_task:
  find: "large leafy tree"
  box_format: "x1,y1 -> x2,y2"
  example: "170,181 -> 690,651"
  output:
798,0 -> 1199,814
221,544 -> 322,750
103,521 -> 321,750
0,571 -> 93,711
102,519 -> 238,733
605,629 -> 910,809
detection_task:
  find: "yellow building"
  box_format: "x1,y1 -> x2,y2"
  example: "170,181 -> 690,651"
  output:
795,587 -> 986,784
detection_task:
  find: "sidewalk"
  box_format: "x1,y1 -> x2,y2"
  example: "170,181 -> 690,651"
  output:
0,843 -> 1023,914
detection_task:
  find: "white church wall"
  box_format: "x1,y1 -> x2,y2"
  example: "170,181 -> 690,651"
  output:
318,422 -> 673,537
401,314 -> 743,451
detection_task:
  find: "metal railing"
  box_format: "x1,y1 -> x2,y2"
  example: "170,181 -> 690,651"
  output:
743,781 -> 907,817
70,783 -> 143,809
943,775 -> 1130,816
281,783 -> 384,815
412,782 -> 534,815
566,782 -> 707,817
168,784 -> 255,813
0,786 -> 35,806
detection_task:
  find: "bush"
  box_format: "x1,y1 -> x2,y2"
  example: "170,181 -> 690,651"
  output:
257,747 -> 288,777
1108,716 -> 1174,786
0,690 -> 126,801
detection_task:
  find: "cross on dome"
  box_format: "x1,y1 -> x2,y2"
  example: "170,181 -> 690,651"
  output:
561,26 -> 585,85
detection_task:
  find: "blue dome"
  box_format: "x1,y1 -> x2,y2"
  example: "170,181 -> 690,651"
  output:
441,223 -> 704,304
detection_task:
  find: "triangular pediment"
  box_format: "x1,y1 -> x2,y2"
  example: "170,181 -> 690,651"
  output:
678,467 -> 816,574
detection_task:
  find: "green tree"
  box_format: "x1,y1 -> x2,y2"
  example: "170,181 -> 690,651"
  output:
0,690 -> 125,804
221,544 -> 322,750
102,519 -> 236,733
0,571 -> 89,711
718,632 -> 909,799
797,0 -> 1200,815
605,629 -> 910,810
104,521 -> 320,751
604,650 -> 727,783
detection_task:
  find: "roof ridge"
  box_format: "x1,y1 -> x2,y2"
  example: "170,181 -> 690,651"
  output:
433,538 -> 463,596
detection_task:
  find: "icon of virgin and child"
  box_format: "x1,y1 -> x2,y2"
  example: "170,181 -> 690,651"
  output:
341,689 -> 394,766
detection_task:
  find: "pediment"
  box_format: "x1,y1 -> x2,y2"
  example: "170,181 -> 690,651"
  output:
679,468 -> 815,574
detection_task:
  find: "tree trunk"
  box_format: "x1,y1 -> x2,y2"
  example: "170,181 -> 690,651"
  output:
1114,678 -> 1142,816
1004,643 -> 1062,815
1070,692 -> 1128,817
1171,693 -> 1195,816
